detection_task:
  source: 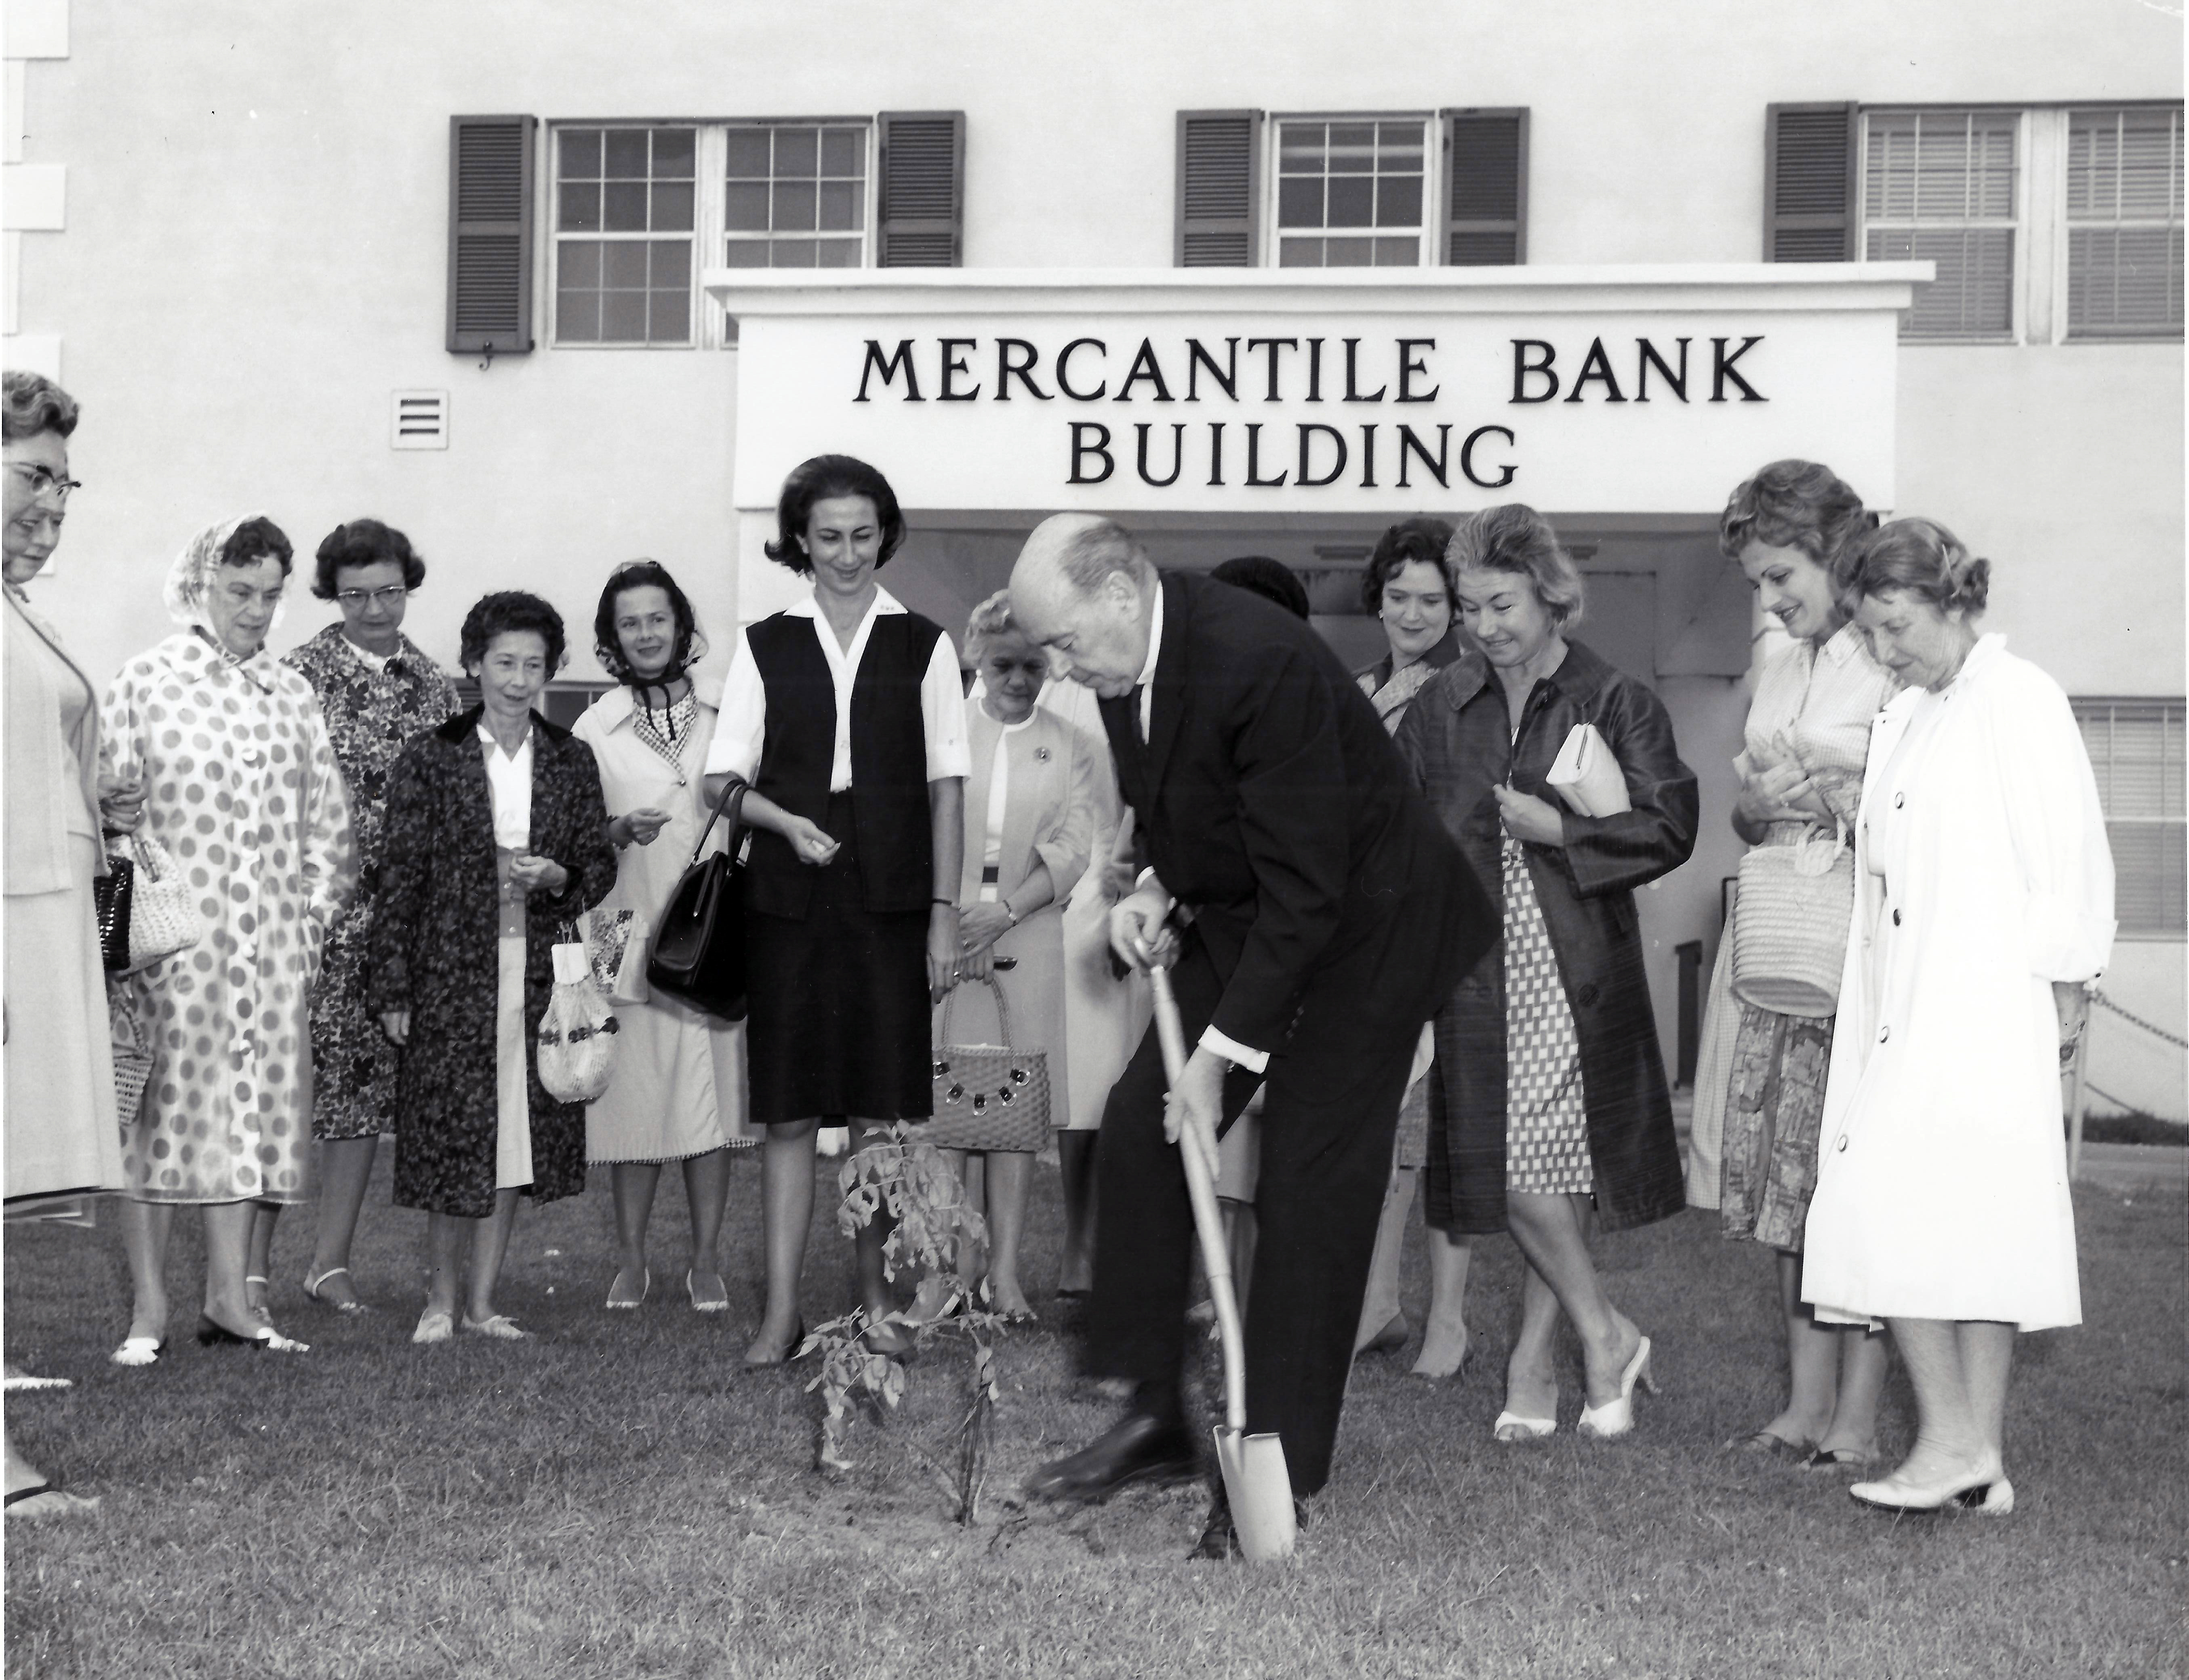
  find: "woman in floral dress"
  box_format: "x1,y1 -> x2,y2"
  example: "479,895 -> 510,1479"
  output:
102,514 -> 356,1356
259,520 -> 457,1317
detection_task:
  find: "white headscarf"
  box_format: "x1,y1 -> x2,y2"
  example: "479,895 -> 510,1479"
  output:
163,511 -> 287,639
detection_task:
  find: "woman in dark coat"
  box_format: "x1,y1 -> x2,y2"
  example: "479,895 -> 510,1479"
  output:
370,593 -> 617,1343
1395,505 -> 1696,1444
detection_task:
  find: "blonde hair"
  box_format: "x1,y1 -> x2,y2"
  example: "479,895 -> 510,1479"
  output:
1446,503 -> 1585,628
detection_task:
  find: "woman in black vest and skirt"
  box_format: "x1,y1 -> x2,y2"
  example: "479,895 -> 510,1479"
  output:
703,457 -> 968,1366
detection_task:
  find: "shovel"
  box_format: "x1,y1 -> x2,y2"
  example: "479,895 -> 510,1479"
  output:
1149,964 -> 1297,1563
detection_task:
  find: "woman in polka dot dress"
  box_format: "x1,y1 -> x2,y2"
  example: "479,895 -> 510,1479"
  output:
101,514 -> 357,1356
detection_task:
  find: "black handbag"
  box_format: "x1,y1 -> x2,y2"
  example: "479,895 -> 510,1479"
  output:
93,845 -> 135,973
644,777 -> 751,1021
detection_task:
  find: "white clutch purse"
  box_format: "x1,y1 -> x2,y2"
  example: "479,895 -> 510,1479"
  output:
1545,723 -> 1632,818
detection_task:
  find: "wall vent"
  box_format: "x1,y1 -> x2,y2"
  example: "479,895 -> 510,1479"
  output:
391,389 -> 448,450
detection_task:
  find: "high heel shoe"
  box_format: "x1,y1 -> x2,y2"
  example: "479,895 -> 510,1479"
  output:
196,1314 -> 308,1354
1577,1335 -> 1656,1440
1957,1478 -> 2015,1516
109,1337 -> 164,1368
302,1267 -> 373,1316
604,1269 -> 649,1310
685,1269 -> 730,1314
1492,1406 -> 1558,1443
743,1317 -> 805,1367
1850,1453 -> 2002,1514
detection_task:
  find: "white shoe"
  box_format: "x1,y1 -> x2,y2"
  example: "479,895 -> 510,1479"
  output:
412,1309 -> 454,1345
461,1314 -> 530,1341
108,1338 -> 162,1368
1577,1335 -> 1656,1440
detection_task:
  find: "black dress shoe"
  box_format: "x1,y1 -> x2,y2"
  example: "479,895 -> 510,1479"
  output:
1023,1412 -> 1197,1504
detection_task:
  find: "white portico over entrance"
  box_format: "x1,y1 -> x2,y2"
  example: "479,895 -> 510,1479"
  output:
702,264 -> 1929,1078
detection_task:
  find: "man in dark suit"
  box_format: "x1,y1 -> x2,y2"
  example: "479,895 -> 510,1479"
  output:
1009,514 -> 1497,1556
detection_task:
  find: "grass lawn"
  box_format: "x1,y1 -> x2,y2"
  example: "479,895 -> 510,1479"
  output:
6,1152 -> 2183,1679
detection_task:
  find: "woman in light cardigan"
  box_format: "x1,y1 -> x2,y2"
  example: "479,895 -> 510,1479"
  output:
920,591 -> 1096,1320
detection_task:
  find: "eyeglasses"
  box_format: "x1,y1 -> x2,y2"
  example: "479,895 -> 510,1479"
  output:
8,462 -> 82,505
335,585 -> 410,608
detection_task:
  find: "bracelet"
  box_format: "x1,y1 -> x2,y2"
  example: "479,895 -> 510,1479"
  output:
932,896 -> 955,908
1004,902 -> 1021,928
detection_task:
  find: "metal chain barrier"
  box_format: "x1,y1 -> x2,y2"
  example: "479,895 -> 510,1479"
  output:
2091,987 -> 2189,1051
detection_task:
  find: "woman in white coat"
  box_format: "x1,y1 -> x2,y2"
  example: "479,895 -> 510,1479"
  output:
573,562 -> 749,1312
1803,520 -> 2113,1517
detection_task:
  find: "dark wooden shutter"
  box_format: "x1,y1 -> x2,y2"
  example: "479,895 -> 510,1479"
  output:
878,111 -> 964,266
1442,109 -> 1528,265
446,116 -> 535,354
1764,103 -> 1859,261
1175,110 -> 1262,267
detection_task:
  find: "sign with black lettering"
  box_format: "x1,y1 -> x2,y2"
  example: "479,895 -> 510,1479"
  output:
706,270 -> 1917,519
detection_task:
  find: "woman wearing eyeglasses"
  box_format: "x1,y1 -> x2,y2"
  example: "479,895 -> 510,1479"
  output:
258,521 -> 457,1318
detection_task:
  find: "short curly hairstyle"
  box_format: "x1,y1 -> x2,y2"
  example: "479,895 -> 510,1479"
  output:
594,559 -> 707,685
459,590 -> 567,673
1446,504 -> 1585,628
312,518 -> 425,600
764,455 -> 906,575
1359,516 -> 1456,615
1717,460 -> 1876,571
1,371 -> 78,442
1839,518 -> 1991,617
223,515 -> 294,577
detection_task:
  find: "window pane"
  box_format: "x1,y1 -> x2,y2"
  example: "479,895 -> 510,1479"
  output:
816,238 -> 861,268
1324,236 -> 1375,266
652,127 -> 695,176
722,240 -> 769,268
1374,236 -> 1419,266
771,238 -> 819,267
1279,123 -> 1325,174
602,241 -> 650,288
560,130 -> 601,179
724,181 -> 770,232
556,288 -> 600,342
821,127 -> 864,177
603,181 -> 648,232
650,286 -> 690,342
600,290 -> 647,341
652,180 -> 695,231
775,126 -> 819,177
1327,124 -> 1376,171
604,130 -> 650,179
1377,175 -> 1422,228
1871,226 -> 2015,337
558,181 -> 600,231
819,179 -> 861,232
557,241 -> 602,287
1327,175 -> 1374,227
1278,177 -> 1322,228
649,239 -> 690,286
2070,226 -> 2185,335
1278,237 -> 1323,267
773,180 -> 817,232
725,129 -> 772,178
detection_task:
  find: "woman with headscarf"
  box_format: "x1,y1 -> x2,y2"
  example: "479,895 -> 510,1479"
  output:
101,514 -> 357,1358
250,518 -> 458,1318
3,371 -> 126,1516
573,560 -> 749,1314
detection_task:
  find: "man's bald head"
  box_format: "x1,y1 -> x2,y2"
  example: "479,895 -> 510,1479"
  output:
1009,514 -> 1160,699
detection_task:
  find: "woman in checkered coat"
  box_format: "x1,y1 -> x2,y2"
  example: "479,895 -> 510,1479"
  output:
1394,505 -> 1696,1447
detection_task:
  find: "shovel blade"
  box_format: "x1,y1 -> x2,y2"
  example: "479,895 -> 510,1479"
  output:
1214,1427 -> 1296,1562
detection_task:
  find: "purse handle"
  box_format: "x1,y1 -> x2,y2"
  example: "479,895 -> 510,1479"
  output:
684,776 -> 751,867
935,972 -> 1013,1049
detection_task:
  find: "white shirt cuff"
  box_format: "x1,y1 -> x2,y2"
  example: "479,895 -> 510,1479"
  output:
1199,1025 -> 1269,1074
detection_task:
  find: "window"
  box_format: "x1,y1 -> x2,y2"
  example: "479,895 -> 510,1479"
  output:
1861,109 -> 2019,340
2076,699 -> 2186,938
1276,119 -> 1428,267
2067,107 -> 2184,339
527,114 -> 960,348
722,123 -> 869,269
554,127 -> 697,345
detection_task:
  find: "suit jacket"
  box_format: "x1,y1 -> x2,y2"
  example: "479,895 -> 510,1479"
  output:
1098,571 -> 1495,1060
